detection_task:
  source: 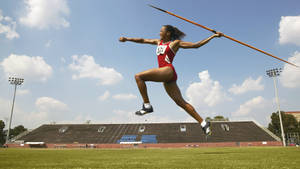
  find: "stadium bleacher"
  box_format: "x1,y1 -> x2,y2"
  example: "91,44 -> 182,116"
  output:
15,121 -> 280,145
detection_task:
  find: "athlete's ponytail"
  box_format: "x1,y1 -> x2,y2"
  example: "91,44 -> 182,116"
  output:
164,25 -> 186,41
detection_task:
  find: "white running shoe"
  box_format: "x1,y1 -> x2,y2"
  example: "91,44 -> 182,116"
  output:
202,121 -> 212,136
135,103 -> 153,116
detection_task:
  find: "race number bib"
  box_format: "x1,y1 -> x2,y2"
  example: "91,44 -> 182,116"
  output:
156,45 -> 167,55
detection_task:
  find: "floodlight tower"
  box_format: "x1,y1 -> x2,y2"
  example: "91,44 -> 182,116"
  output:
266,68 -> 286,147
6,77 -> 24,144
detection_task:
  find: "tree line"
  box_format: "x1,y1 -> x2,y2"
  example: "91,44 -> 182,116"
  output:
268,111 -> 300,139
0,120 -> 27,145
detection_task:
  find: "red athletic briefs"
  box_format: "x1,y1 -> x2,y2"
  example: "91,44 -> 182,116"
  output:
156,40 -> 177,82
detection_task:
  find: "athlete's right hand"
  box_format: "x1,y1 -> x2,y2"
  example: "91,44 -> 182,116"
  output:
119,37 -> 127,42
214,32 -> 223,38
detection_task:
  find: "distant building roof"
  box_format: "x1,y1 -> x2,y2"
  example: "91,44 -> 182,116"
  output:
286,111 -> 300,122
285,111 -> 300,114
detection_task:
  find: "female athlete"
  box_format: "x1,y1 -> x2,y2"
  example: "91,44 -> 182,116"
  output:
119,25 -> 222,135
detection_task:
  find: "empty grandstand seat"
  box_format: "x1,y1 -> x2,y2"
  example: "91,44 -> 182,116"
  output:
141,135 -> 157,143
117,135 -> 137,143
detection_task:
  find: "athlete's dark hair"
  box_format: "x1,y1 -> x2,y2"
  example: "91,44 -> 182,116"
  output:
163,25 -> 186,40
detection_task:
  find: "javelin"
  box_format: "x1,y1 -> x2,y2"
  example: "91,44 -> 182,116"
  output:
149,5 -> 298,68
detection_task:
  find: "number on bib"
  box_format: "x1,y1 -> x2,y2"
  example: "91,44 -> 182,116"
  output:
156,45 -> 167,55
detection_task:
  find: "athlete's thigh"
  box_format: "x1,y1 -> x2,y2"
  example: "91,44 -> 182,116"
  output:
138,67 -> 173,82
163,81 -> 186,104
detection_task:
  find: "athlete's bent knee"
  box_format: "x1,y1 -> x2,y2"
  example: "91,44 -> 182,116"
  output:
135,74 -> 142,82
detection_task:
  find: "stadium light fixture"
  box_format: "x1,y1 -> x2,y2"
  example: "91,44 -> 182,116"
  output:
266,68 -> 286,147
6,77 -> 24,144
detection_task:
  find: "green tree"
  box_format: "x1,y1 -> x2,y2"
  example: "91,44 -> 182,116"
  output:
10,125 -> 27,139
206,116 -> 229,122
0,120 -> 5,145
268,111 -> 300,138
213,115 -> 229,121
205,117 -> 212,121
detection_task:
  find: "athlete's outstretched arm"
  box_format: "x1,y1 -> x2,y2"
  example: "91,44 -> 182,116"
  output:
177,32 -> 223,49
119,37 -> 160,45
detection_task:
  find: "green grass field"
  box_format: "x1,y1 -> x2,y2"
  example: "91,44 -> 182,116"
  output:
0,147 -> 299,169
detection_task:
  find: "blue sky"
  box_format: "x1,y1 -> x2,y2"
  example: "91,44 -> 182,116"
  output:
1,0 -> 300,129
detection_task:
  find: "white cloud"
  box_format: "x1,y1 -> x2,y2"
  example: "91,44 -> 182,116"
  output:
230,96 -> 274,126
113,93 -> 137,100
0,9 -> 19,39
98,90 -> 110,101
279,51 -> 300,88
35,97 -> 69,113
0,96 -> 70,129
231,96 -> 266,117
19,0 -> 70,29
69,55 -> 123,85
186,70 -> 230,109
30,97 -> 68,126
279,15 -> 300,46
0,97 -> 43,129
229,76 -> 264,95
25,111 -> 48,128
0,54 -> 52,82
